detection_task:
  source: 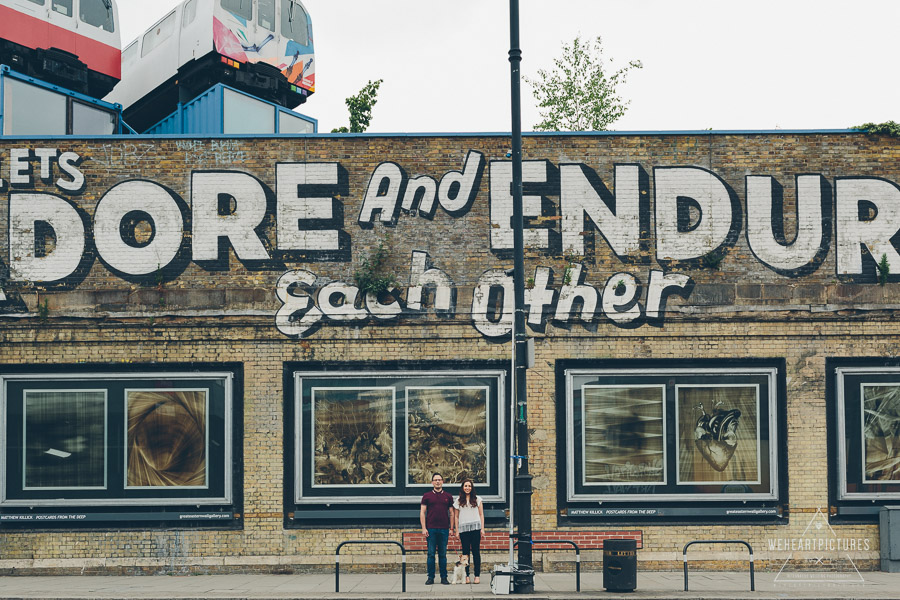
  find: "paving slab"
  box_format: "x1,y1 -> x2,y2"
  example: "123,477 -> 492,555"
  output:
0,571 -> 897,599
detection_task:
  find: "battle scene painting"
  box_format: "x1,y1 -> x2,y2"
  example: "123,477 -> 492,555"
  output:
677,386 -> 760,484
863,385 -> 900,482
313,388 -> 394,486
407,387 -> 487,485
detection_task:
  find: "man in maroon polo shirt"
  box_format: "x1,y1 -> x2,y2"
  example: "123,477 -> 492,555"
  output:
420,472 -> 454,585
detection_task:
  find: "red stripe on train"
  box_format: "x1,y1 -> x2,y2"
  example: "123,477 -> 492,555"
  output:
0,5 -> 120,79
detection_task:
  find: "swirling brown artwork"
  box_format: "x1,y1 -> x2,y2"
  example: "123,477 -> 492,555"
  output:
127,390 -> 207,487
314,388 -> 393,486
408,387 -> 487,485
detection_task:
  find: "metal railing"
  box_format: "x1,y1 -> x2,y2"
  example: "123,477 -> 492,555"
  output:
514,538 -> 582,592
682,539 -> 754,592
335,540 -> 406,593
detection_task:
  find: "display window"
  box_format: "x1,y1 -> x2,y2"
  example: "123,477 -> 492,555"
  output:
829,360 -> 900,520
1,366 -> 241,527
285,362 -> 507,523
558,359 -> 786,521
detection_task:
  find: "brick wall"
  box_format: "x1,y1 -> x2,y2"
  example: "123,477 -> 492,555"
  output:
0,132 -> 897,573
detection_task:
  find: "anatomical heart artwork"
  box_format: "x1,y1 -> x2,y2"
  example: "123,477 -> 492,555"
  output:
863,385 -> 900,482
677,386 -> 760,484
407,387 -> 487,485
313,388 -> 394,486
127,390 -> 207,487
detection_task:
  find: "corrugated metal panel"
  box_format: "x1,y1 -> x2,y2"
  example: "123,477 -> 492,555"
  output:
143,85 -> 224,135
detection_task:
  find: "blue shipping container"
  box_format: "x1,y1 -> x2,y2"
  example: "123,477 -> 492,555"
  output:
143,84 -> 317,135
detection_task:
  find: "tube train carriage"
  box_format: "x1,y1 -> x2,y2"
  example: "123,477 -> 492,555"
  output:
107,0 -> 315,133
0,0 -> 121,99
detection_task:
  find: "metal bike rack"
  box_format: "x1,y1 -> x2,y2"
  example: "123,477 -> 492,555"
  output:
682,539 -> 754,592
335,540 -> 406,593
514,539 -> 582,592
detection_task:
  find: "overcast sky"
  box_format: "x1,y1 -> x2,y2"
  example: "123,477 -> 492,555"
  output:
118,0 -> 899,134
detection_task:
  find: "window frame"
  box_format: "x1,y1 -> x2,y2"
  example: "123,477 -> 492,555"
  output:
557,359 -> 787,522
1,370 -> 235,509
287,363 -> 508,510
831,362 -> 900,508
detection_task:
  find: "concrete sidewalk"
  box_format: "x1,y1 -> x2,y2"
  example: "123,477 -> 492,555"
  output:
0,570 -> 897,600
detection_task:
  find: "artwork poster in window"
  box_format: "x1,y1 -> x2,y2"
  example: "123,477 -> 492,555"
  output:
407,387 -> 487,485
313,387 -> 393,486
677,386 -> 760,484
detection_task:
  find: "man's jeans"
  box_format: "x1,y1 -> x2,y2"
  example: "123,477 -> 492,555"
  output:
426,528 -> 449,579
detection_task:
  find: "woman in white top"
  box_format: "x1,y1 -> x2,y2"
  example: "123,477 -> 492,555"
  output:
453,478 -> 485,584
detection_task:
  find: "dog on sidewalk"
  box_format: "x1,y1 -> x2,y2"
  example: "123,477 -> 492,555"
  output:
450,554 -> 469,584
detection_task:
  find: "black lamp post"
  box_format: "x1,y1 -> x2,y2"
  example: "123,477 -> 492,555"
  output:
508,0 -> 534,593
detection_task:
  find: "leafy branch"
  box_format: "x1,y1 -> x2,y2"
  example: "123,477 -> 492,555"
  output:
332,79 -> 384,133
854,121 -> 900,138
354,235 -> 396,296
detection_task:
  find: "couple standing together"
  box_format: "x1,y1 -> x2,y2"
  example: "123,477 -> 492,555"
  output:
419,472 -> 484,585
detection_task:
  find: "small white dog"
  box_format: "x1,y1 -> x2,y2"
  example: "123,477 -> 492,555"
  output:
450,554 -> 469,584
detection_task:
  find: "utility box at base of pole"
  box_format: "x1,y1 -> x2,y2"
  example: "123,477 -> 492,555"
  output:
881,506 -> 900,572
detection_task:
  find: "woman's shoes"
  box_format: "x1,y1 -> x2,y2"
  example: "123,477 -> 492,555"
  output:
465,577 -> 470,584
473,577 -> 480,584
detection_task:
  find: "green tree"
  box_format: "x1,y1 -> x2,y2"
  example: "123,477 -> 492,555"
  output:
331,79 -> 384,133
525,36 -> 641,132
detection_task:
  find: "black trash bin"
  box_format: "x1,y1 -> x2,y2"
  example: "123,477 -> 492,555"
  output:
603,539 -> 637,592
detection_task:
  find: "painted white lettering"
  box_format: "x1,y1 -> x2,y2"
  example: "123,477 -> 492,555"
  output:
56,152 -> 84,192
602,272 -> 641,324
276,163 -> 340,250
438,150 -> 483,215
366,289 -> 402,320
34,148 -> 57,181
93,181 -> 184,276
318,282 -> 368,321
9,193 -> 84,282
836,177 -> 900,274
747,175 -> 824,272
553,264 -> 598,322
406,251 -> 454,312
472,269 -> 513,337
10,148 -> 31,185
191,172 -> 270,262
525,267 -> 555,326
645,270 -> 691,319
359,162 -> 403,225
561,164 -> 641,257
656,167 -> 733,261
490,160 -> 549,250
275,270 -> 323,337
402,175 -> 437,215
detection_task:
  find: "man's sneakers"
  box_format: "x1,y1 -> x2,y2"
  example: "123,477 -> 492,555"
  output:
440,578 -> 450,585
425,578 -> 435,585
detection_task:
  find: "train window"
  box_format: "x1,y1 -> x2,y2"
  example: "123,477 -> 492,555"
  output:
221,0 -> 251,20
142,11 -> 177,58
281,0 -> 309,46
25,0 -> 45,5
51,0 -> 72,17
80,0 -> 115,32
258,0 -> 275,31
183,0 -> 198,27
72,102 -> 116,135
